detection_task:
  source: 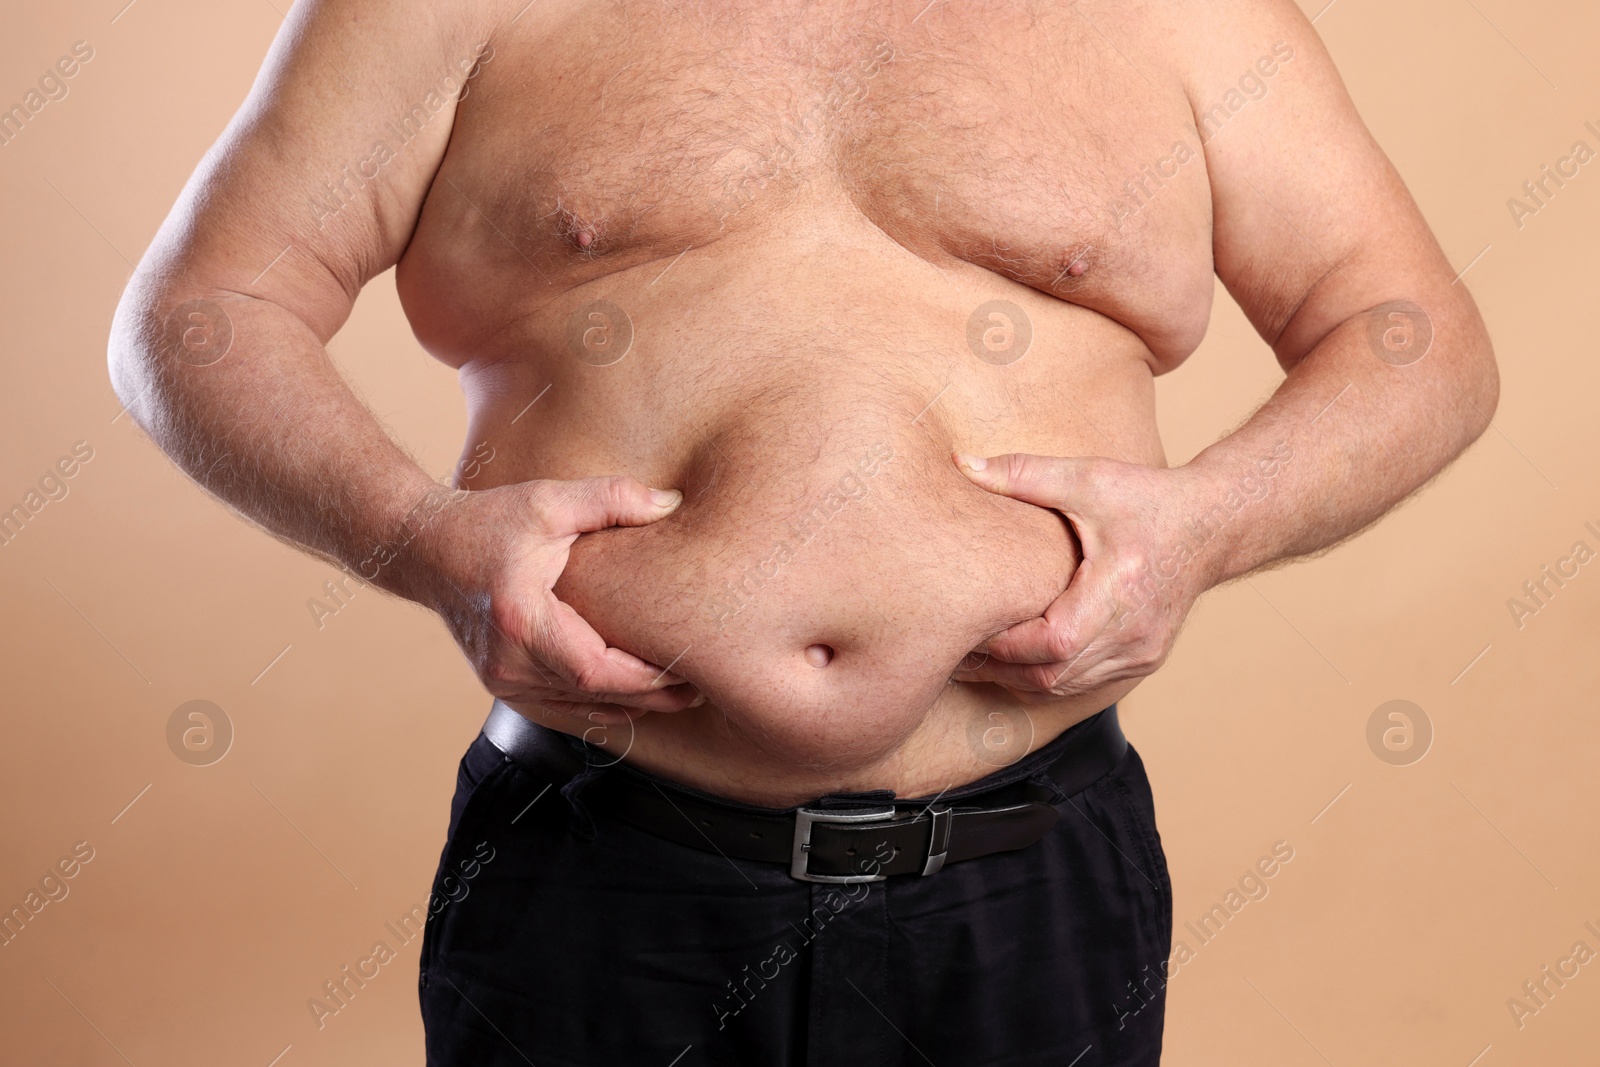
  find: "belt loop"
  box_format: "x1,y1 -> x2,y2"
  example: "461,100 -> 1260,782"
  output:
559,763 -> 609,842
1026,770 -> 1073,806
921,805 -> 953,876
484,700 -> 610,842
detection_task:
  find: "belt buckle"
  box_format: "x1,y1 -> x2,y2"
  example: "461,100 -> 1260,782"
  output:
790,806 -> 897,884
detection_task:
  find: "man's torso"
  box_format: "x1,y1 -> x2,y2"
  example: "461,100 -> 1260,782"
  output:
393,0 -> 1217,804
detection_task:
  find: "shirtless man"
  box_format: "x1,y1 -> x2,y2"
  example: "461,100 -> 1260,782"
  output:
108,0 -> 1497,1062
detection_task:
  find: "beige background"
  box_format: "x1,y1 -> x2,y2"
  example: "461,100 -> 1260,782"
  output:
2,0 -> 1597,1063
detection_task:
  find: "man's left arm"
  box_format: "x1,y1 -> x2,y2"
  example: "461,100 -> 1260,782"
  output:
953,0 -> 1499,698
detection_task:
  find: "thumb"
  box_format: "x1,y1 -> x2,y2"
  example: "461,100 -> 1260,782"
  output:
952,452 -> 1088,511
540,475 -> 683,535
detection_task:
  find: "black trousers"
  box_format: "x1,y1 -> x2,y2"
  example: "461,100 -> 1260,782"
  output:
419,707 -> 1173,1066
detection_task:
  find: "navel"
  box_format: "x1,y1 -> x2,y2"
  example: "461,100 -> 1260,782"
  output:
804,644 -> 835,668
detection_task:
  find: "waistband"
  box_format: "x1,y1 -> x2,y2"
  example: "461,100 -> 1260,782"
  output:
481,700 -> 1127,883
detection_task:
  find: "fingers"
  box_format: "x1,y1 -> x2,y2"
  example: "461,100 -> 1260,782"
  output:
977,616 -> 1062,666
537,700 -> 643,727
582,681 -> 704,713
489,655 -> 703,713
513,596 -> 701,710
961,651 -> 1149,698
469,475 -> 700,711
537,475 -> 683,535
953,568 -> 1123,692
953,451 -> 1090,510
954,655 -> 1097,697
447,474 -> 703,715
538,682 -> 703,718
987,562 -> 1120,664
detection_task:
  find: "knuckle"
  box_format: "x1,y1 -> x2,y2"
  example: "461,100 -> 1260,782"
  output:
1138,642 -> 1171,672
1009,452 -> 1068,494
1005,452 -> 1039,487
1044,626 -> 1078,661
484,659 -> 520,687
488,594 -> 528,640
591,475 -> 637,512
1025,664 -> 1061,691
602,473 -> 641,498
524,483 -> 566,533
568,658 -> 606,693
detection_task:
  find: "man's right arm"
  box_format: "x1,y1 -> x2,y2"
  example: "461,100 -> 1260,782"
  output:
108,0 -> 698,717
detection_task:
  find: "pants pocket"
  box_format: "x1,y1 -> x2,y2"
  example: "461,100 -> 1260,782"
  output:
418,734 -> 515,993
1100,744 -> 1174,927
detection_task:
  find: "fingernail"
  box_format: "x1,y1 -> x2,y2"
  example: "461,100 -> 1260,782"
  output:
688,694 -> 706,708
955,453 -> 988,472
650,488 -> 683,509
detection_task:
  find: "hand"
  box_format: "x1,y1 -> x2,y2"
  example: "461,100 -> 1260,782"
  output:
410,476 -> 703,725
950,452 -> 1220,700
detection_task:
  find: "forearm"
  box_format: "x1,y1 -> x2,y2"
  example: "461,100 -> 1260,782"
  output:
1182,297 -> 1499,586
108,281 -> 448,602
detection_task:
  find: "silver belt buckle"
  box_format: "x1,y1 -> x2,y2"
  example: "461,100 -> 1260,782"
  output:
789,806 -> 896,884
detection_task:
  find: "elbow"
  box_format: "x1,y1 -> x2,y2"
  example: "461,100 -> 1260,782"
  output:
1474,349 -> 1500,435
1433,286 -> 1499,446
107,334 -> 147,423
106,284 -> 152,425
1460,328 -> 1500,444
106,278 -> 170,431
106,270 -> 192,430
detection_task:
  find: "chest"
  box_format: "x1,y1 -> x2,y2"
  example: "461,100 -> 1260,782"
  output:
423,0 -> 1215,364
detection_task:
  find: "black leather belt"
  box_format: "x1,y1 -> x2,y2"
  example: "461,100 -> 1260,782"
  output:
482,700 -> 1127,884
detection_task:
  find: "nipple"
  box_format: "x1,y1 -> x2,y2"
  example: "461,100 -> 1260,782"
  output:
804,644 -> 834,668
575,230 -> 594,249
1054,246 -> 1093,287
